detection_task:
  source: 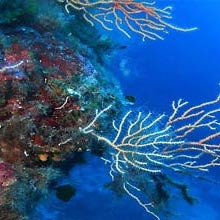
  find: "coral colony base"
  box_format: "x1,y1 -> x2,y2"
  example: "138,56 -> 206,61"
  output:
0,1 -> 219,220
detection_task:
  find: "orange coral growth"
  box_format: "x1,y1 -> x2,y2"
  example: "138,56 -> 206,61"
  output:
59,0 -> 197,40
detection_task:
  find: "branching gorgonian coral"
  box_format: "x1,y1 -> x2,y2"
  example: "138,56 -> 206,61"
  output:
58,0 -> 197,41
80,95 -> 220,219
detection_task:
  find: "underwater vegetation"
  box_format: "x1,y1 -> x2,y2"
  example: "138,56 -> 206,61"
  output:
0,1 -> 219,220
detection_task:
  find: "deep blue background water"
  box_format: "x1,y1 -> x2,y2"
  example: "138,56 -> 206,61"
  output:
33,1 -> 220,219
110,0 -> 220,112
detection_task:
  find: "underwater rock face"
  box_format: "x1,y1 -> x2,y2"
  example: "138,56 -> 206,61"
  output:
0,26 -> 118,165
0,29 -> 83,165
0,1 -> 125,219
0,162 -> 16,187
0,25 -> 123,220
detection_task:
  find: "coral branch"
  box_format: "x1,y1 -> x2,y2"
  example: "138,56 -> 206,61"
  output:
80,95 -> 220,219
59,0 -> 197,40
0,61 -> 23,73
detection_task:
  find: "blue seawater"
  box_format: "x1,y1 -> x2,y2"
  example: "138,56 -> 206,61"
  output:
17,0 -> 220,220
32,153 -> 220,220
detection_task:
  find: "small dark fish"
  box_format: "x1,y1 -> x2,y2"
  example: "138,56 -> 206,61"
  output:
125,95 -> 136,104
55,184 -> 76,202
